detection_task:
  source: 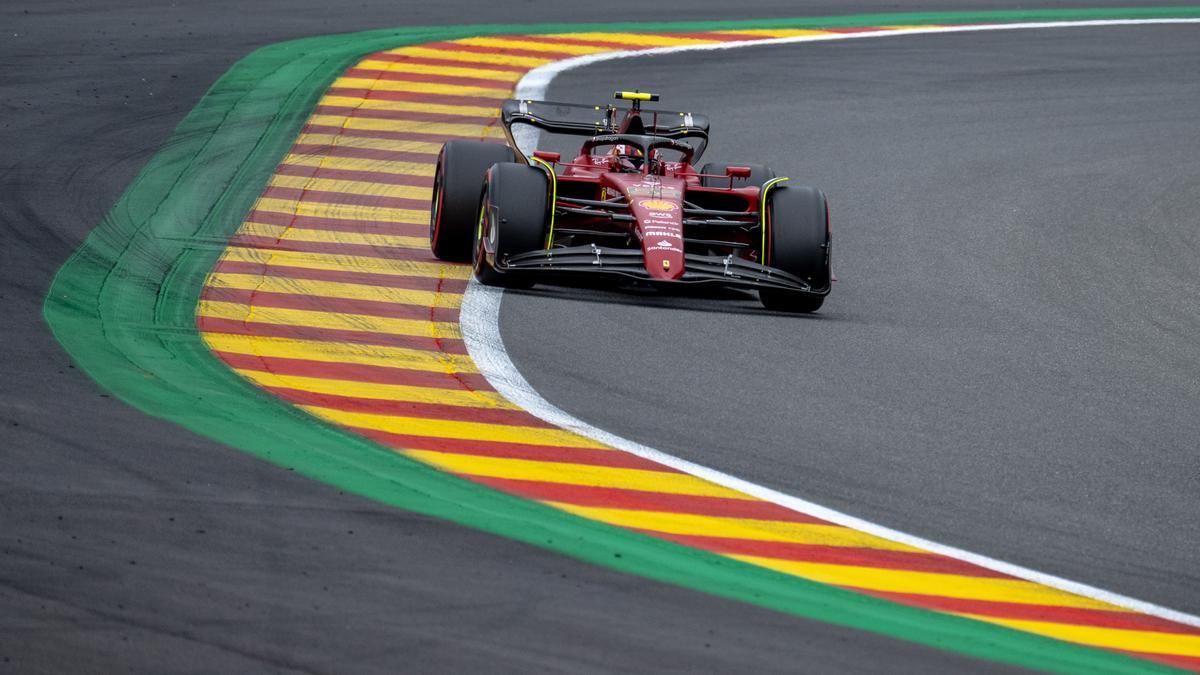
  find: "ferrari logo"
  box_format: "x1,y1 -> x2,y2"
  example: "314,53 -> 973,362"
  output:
638,199 -> 677,212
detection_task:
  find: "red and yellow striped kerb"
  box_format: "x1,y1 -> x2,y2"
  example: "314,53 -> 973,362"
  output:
195,27 -> 1200,670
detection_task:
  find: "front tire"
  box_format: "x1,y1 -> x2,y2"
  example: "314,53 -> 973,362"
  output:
473,162 -> 549,288
430,141 -> 516,261
759,185 -> 830,313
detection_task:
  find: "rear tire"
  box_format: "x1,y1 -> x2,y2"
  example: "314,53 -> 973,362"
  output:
473,163 -> 549,288
758,185 -> 830,313
430,141 -> 516,261
698,162 -> 775,189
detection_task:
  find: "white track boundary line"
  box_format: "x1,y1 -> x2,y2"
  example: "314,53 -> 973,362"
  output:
461,18 -> 1200,628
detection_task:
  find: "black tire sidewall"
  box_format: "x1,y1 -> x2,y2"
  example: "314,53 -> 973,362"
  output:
767,185 -> 829,287
473,162 -> 548,287
758,185 -> 829,313
430,141 -> 515,262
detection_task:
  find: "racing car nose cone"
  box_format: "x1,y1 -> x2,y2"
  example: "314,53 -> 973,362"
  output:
630,197 -> 684,280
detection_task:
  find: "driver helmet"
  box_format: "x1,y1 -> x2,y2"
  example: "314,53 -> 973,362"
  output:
609,143 -> 644,171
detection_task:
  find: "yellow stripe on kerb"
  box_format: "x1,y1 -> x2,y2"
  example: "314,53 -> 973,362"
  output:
551,504 -> 922,550
408,452 -> 749,497
307,115 -> 508,139
317,95 -> 501,118
201,334 -> 479,374
355,59 -> 525,82
235,222 -> 429,250
453,37 -> 612,55
383,46 -> 553,68
307,409 -> 605,448
207,273 -> 462,309
250,197 -> 429,225
218,247 -> 471,279
268,174 -> 433,200
197,301 -> 461,340
281,154 -> 438,177
542,32 -> 729,47
294,133 -> 443,155
734,555 -> 1122,610
334,77 -> 513,98
235,370 -> 514,409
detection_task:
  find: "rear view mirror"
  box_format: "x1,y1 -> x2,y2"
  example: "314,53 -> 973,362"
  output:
532,150 -> 561,163
725,166 -> 752,178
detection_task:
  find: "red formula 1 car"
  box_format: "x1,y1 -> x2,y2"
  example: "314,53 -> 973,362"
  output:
428,91 -> 831,312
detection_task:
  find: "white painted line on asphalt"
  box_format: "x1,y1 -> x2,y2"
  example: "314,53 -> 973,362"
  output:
462,19 -> 1200,628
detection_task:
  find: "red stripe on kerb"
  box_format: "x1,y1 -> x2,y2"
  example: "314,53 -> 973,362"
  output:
290,143 -> 437,164
200,287 -> 460,324
243,209 -> 428,236
326,87 -> 506,108
212,260 -> 467,294
226,236 -> 428,260
266,387 -> 549,427
424,40 -> 578,60
303,123 -> 497,147
274,162 -> 434,188
365,52 -> 531,73
196,317 -> 468,354
468,476 -> 829,522
262,185 -> 429,211
863,590 -> 1200,635
213,351 -> 488,390
344,67 -> 518,89
312,104 -> 497,126
353,427 -> 677,472
650,532 -> 1014,578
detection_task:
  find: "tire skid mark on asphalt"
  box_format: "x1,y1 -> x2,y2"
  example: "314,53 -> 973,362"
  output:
195,27 -> 1200,670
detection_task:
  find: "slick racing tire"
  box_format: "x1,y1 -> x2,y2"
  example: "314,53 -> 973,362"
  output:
473,162 -> 549,288
698,162 -> 776,189
430,140 -> 517,261
759,185 -> 830,313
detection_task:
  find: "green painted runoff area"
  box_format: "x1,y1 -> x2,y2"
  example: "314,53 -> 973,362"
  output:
44,8 -> 1200,673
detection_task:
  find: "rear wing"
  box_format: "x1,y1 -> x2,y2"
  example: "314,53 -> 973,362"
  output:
500,99 -> 710,161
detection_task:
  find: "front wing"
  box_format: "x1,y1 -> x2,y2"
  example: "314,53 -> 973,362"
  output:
501,245 -> 829,296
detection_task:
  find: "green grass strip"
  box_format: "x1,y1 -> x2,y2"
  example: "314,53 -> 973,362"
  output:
44,9 -> 1199,673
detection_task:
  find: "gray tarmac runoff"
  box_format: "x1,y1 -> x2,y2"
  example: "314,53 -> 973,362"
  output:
3,1 -> 1198,672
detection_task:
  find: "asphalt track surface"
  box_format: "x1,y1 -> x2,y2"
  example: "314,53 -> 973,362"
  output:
2,2 -> 1197,673
508,23 -> 1200,613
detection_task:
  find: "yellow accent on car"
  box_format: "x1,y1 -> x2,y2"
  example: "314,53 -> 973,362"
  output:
615,90 -> 655,101
528,156 -> 558,249
759,177 -> 791,267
